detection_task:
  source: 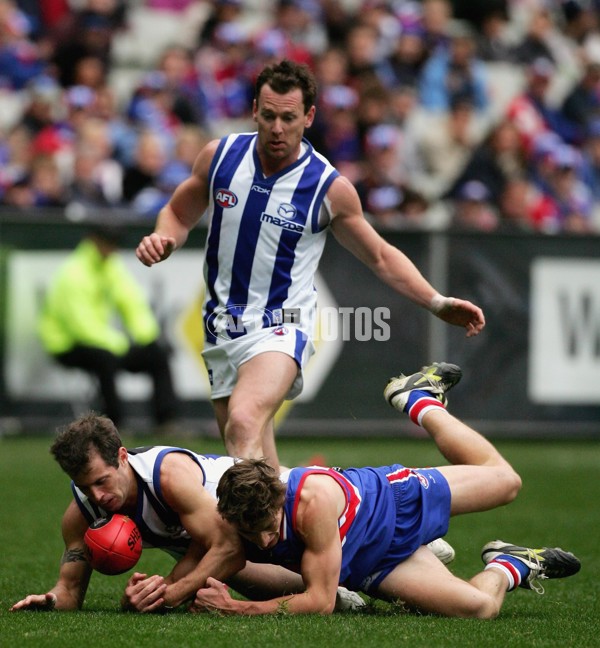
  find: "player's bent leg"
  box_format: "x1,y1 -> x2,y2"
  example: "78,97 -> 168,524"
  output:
437,464 -> 521,515
373,546 -> 506,619
225,352 -> 298,466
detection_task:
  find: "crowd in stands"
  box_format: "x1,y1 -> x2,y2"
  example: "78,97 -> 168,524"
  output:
2,0 -> 600,234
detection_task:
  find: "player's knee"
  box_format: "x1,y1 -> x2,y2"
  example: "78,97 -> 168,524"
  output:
224,406 -> 263,457
499,466 -> 522,504
462,594 -> 501,619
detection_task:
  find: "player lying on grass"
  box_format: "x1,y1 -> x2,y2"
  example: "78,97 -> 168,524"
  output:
192,362 -> 581,617
9,412 -> 452,613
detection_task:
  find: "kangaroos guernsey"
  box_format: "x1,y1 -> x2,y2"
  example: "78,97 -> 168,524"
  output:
71,446 -> 235,559
203,133 -> 339,344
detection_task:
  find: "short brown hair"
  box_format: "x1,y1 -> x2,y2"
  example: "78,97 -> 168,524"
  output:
217,459 -> 286,532
50,412 -> 121,477
255,60 -> 317,114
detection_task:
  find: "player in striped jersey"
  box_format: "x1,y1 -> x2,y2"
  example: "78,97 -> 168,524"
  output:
194,363 -> 580,617
9,412 -> 365,613
136,60 -> 486,471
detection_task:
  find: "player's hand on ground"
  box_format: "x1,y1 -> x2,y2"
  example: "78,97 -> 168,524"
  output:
190,577 -> 232,613
122,572 -> 167,613
432,297 -> 485,337
136,233 -> 176,267
10,592 -> 57,611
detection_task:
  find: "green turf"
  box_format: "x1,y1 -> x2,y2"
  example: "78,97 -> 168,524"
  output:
1,435 -> 598,648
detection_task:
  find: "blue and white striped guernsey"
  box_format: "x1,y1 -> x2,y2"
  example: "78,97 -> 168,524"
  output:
203,133 -> 339,344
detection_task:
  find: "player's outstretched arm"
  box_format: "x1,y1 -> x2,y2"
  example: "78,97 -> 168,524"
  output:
329,176 -> 485,337
10,503 -> 92,611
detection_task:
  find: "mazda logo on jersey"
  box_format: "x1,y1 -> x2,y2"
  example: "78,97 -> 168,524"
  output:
215,189 -> 238,208
277,203 -> 297,220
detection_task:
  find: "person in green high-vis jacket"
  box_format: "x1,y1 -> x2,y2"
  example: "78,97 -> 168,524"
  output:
39,226 -> 180,429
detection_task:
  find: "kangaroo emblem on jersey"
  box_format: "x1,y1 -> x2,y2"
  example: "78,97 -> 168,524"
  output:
277,203 -> 297,220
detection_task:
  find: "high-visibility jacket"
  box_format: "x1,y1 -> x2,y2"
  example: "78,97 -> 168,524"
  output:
38,238 -> 159,355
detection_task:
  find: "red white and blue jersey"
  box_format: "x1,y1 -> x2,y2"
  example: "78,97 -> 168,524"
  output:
242,464 -> 451,592
203,133 -> 339,344
71,446 -> 235,559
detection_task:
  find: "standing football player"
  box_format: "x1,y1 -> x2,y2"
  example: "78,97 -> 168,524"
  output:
135,59 -> 485,471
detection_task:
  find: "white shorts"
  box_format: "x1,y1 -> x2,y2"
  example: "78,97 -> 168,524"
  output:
201,325 -> 315,400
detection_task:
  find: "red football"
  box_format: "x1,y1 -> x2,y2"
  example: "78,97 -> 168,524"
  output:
84,514 -> 142,575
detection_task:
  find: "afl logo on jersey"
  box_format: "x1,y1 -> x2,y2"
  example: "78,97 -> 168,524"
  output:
215,189 -> 238,208
273,326 -> 289,336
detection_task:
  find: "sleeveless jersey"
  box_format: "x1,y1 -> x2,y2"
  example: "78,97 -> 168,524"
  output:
71,446 -> 235,559
203,133 -> 339,344
242,465 -> 447,591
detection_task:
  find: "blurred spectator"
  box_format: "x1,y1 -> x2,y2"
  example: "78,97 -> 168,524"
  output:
561,0 -> 599,44
344,21 -> 390,85
511,3 -> 580,83
4,153 -> 68,209
314,46 -> 349,88
511,5 -> 561,64
418,19 -> 490,113
451,180 -> 499,231
89,84 -> 138,167
355,123 -> 428,228
419,0 -> 453,57
272,0 -> 327,60
388,23 -> 428,88
497,176 -> 554,233
122,130 -> 167,205
475,6 -> 519,62
410,94 -> 487,200
450,118 -> 527,204
38,225 -> 181,430
126,71 -> 182,138
156,44 -> 208,127
68,117 -> 122,209
560,58 -> 600,142
196,21 -> 254,121
388,83 -> 419,128
0,0 -> 48,89
30,154 -> 68,207
0,123 -> 33,200
20,74 -> 63,136
320,0 -> 353,47
51,10 -> 118,88
505,57 -> 576,156
542,142 -> 595,234
308,83 -> 361,179
71,53 -> 108,90
355,78 -> 392,141
580,119 -> 600,201
197,0 -> 243,46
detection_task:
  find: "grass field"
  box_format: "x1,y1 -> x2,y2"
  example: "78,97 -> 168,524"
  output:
1,433 -> 598,648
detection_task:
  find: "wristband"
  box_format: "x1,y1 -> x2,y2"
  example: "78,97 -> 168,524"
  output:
430,294 -> 454,314
47,593 -> 57,610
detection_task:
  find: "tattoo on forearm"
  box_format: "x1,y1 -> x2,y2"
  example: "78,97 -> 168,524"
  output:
61,548 -> 88,565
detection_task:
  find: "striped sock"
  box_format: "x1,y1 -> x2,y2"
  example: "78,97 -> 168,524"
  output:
405,389 -> 447,426
484,555 -> 530,591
